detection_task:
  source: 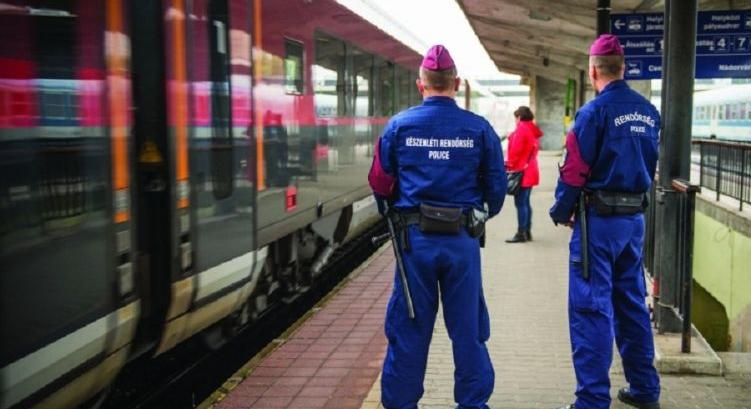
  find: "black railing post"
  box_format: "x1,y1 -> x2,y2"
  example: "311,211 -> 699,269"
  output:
716,145 -> 722,201
699,142 -> 704,185
672,179 -> 699,353
741,147 -> 746,212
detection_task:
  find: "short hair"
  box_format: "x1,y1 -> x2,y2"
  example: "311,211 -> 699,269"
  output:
590,55 -> 625,79
514,106 -> 534,121
419,66 -> 457,92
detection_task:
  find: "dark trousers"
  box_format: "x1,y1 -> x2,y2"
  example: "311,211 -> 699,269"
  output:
568,211 -> 660,409
381,226 -> 494,409
514,187 -> 532,231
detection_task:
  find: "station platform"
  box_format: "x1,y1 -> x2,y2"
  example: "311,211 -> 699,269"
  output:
205,153 -> 751,409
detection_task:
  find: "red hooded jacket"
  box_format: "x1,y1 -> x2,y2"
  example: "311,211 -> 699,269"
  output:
506,120 -> 544,188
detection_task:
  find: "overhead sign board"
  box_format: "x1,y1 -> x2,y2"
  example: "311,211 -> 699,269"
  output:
610,10 -> 751,80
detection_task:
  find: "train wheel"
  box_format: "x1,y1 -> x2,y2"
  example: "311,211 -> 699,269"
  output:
80,386 -> 111,409
201,325 -> 229,351
201,302 -> 251,351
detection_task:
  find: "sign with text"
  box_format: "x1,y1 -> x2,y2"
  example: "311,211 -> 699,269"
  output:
610,10 -> 751,79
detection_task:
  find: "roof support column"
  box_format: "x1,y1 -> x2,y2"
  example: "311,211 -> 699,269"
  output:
655,0 -> 698,333
597,0 -> 611,36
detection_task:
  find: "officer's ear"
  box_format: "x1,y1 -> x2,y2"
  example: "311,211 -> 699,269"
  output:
454,77 -> 461,92
416,78 -> 425,95
588,64 -> 598,87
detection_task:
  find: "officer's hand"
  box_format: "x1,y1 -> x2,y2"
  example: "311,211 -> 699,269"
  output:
552,217 -> 574,228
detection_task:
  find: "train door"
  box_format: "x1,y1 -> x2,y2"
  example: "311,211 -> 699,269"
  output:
129,0 -> 259,356
0,1 -> 138,408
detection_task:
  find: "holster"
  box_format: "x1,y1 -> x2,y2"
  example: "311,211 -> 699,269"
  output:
418,203 -> 463,235
466,208 -> 487,239
588,191 -> 647,216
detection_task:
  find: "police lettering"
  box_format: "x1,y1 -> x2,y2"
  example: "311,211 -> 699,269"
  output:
613,112 -> 656,128
428,150 -> 450,160
630,125 -> 646,133
405,136 -> 474,148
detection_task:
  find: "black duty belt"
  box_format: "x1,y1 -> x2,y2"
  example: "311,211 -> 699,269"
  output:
584,190 -> 648,216
400,212 -> 470,227
390,204 -> 485,243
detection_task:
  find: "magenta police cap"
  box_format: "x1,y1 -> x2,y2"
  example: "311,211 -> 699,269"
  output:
421,45 -> 455,71
589,34 -> 624,56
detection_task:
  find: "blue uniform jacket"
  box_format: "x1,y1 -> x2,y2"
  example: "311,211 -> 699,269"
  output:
369,96 -> 506,217
550,80 -> 660,223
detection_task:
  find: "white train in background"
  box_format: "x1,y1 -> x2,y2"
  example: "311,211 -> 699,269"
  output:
692,84 -> 751,142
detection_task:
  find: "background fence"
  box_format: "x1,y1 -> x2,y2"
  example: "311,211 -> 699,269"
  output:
693,139 -> 751,211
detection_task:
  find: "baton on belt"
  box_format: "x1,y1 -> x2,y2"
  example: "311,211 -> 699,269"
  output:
371,205 -> 416,320
578,194 -> 590,280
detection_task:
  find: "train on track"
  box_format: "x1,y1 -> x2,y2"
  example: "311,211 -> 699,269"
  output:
0,1 -> 433,408
692,84 -> 751,142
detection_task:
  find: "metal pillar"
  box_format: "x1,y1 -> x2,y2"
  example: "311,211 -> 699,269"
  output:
655,0 -> 698,333
660,0 -> 671,126
597,0 -> 611,36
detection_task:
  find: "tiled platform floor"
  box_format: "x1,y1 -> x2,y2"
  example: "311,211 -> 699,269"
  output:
211,247 -> 394,409
209,153 -> 751,409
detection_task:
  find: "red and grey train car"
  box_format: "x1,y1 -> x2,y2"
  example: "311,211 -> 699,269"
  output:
0,1 -> 424,407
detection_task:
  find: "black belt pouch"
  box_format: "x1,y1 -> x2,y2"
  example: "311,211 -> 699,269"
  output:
592,191 -> 645,216
418,203 -> 462,234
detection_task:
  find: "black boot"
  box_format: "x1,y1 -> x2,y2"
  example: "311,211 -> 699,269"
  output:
524,229 -> 533,241
505,230 -> 527,243
618,388 -> 660,409
553,405 -> 575,409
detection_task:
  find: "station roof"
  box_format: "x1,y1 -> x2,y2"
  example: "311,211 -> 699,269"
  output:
458,0 -> 751,83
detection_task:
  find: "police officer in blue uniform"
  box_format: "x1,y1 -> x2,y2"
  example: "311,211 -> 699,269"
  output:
368,45 -> 506,409
550,35 -> 661,409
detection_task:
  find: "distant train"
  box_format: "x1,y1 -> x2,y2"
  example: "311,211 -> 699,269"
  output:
692,84 -> 751,142
0,1 -> 431,408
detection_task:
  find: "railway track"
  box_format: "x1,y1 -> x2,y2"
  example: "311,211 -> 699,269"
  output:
105,222 -> 386,409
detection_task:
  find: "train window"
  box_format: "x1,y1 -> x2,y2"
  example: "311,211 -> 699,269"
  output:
0,1 -> 111,367
719,105 -> 725,120
314,32 -> 345,117
208,0 -> 233,200
351,48 -> 373,117
285,39 -> 304,94
377,60 -> 395,117
188,0 -> 254,270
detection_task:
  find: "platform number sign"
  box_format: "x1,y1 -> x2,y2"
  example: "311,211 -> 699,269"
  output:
737,36 -> 749,51
611,10 -> 751,79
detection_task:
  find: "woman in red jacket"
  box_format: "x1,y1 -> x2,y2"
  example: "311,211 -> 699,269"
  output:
505,106 -> 544,243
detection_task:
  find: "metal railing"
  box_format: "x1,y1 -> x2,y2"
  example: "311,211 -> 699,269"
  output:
672,179 -> 700,353
693,139 -> 751,211
644,178 -> 700,353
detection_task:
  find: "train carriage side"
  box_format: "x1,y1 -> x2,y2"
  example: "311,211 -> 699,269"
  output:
148,0 -> 425,356
0,1 -> 424,408
692,84 -> 751,142
0,2 -> 137,408
248,0 -> 422,303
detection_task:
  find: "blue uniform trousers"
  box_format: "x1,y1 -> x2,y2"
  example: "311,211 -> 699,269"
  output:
381,226 -> 494,409
569,211 -> 660,409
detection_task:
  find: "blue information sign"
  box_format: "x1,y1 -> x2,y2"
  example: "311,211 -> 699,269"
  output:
610,10 -> 751,79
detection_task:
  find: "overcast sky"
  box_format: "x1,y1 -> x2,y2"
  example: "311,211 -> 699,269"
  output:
338,0 -> 515,79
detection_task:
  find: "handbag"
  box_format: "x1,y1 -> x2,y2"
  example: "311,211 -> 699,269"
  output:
506,171 -> 523,196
